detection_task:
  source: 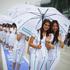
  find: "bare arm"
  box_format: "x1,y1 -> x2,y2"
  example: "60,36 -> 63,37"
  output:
58,34 -> 64,48
28,36 -> 41,49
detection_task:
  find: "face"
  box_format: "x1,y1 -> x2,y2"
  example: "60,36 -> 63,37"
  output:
52,23 -> 59,32
17,33 -> 22,41
43,22 -> 50,31
3,27 -> 6,32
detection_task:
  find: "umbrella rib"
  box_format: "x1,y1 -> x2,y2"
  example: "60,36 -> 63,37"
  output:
11,12 -> 40,19
17,16 -> 40,30
44,9 -> 49,15
38,8 -> 42,15
59,24 -> 67,33
45,14 -> 61,17
35,18 -> 42,29
28,12 -> 41,16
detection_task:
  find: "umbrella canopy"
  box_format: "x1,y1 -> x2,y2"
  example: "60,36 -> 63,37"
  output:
0,15 -> 14,24
7,5 -> 70,37
7,4 -> 36,19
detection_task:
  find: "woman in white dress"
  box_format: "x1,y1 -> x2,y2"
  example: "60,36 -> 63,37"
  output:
12,32 -> 26,70
50,20 -> 64,70
28,19 -> 54,70
9,23 -> 17,51
5,24 -> 11,48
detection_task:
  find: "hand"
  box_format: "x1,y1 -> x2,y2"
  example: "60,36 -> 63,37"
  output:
46,38 -> 50,42
58,35 -> 62,42
37,43 -> 41,49
46,43 -> 54,49
46,35 -> 51,42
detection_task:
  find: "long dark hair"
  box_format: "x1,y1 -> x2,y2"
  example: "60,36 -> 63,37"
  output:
52,20 -> 59,44
38,19 -> 51,40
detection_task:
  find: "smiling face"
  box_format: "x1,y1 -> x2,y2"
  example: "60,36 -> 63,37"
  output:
52,22 -> 59,33
43,21 -> 50,32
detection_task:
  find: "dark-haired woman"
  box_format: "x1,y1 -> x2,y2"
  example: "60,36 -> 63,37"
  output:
50,20 -> 64,70
28,19 -> 54,70
9,23 -> 17,50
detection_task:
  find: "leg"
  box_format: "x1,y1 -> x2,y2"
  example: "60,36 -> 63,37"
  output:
12,62 -> 16,70
16,63 -> 20,70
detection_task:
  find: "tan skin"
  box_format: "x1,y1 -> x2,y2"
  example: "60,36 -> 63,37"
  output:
52,23 -> 64,48
28,35 -> 41,49
46,34 -> 54,49
28,22 -> 54,49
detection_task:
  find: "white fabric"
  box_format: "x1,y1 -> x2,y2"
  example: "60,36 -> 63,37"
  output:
7,5 -> 70,37
1,31 -> 6,43
8,32 -> 16,47
29,31 -> 48,70
12,35 -> 26,64
47,41 -> 61,70
5,32 -> 10,44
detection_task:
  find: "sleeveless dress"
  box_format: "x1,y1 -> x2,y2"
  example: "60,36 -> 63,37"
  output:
12,35 -> 26,64
29,31 -> 48,70
50,42 -> 61,70
8,32 -> 16,48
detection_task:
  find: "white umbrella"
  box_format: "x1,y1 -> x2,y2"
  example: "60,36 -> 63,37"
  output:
7,4 -> 36,19
0,15 -> 14,24
7,5 -> 70,37
7,5 -> 70,69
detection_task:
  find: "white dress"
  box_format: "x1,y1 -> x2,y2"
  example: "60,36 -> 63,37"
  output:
12,35 -> 26,64
47,34 -> 62,70
46,34 -> 54,70
8,32 -> 16,48
50,42 -> 61,70
47,42 -> 61,70
29,31 -> 48,70
5,32 -> 10,45
1,31 -> 6,43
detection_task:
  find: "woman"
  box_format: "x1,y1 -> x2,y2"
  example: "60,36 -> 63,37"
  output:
9,23 -> 17,50
50,20 -> 64,70
28,19 -> 54,70
12,32 -> 26,70
5,23 -> 10,48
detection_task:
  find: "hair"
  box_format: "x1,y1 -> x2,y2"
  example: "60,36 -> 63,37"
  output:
0,24 -> 2,26
2,23 -> 6,27
8,24 -> 12,28
6,23 -> 9,28
38,19 -> 51,40
51,20 -> 59,44
12,23 -> 17,28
